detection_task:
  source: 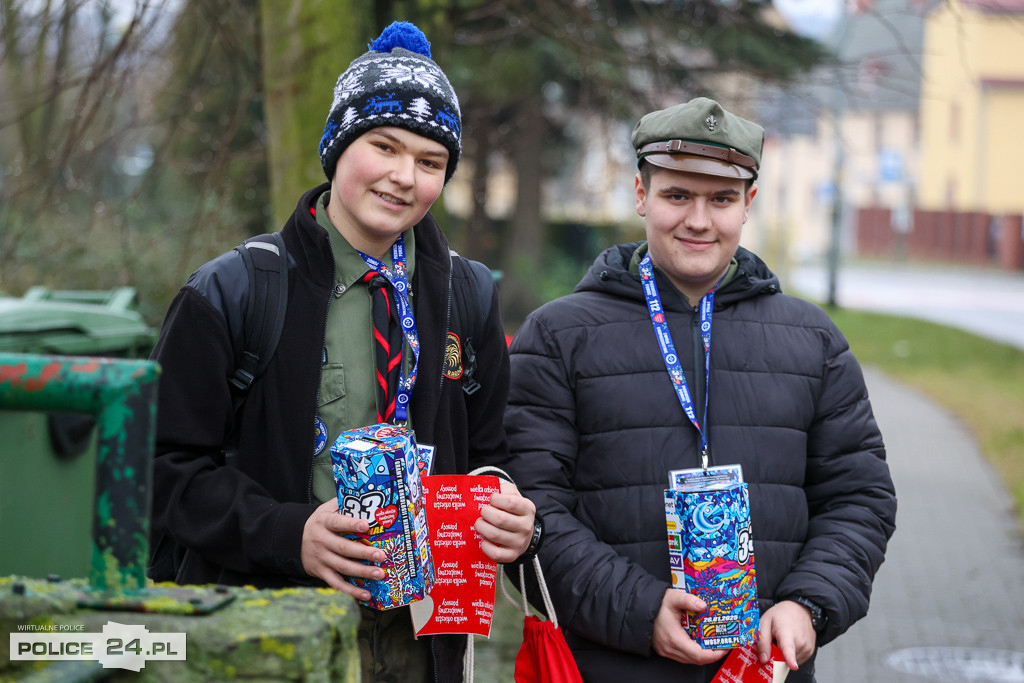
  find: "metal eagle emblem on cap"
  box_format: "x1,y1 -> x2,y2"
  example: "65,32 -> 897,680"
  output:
706,115 -> 718,132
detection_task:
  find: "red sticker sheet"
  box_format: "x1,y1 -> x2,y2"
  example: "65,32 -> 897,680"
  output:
414,474 -> 501,637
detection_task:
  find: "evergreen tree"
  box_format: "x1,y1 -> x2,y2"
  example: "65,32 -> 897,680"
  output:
412,0 -> 830,321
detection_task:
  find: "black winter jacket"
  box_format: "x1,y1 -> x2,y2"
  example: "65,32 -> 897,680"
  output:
504,243 -> 897,683
150,183 -> 510,681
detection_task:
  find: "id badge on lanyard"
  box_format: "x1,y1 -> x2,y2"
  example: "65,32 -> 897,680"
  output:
669,464 -> 743,490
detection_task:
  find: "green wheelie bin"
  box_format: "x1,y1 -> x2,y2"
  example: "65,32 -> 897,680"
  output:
0,287 -> 157,579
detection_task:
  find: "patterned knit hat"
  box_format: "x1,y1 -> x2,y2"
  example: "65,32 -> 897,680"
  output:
318,21 -> 462,184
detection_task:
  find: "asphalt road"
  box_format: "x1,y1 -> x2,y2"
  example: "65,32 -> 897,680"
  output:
786,261 -> 1024,352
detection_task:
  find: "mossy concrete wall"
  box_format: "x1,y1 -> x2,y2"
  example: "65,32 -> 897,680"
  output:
0,577 -> 358,682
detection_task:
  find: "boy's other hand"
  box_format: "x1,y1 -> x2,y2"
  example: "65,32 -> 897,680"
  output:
301,499 -> 386,600
652,588 -> 729,666
475,480 -> 536,563
757,600 -> 817,671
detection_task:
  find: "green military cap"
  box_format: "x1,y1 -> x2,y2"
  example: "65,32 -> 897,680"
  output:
631,97 -> 765,180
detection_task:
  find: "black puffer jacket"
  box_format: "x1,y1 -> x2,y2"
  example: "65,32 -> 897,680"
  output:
150,183 -> 510,681
504,243 -> 896,683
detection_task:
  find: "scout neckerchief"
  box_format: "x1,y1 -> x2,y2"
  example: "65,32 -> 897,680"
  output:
639,251 -> 722,470
362,271 -> 404,423
358,234 -> 420,424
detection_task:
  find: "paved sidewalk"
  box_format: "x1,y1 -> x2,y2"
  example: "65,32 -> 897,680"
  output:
814,367 -> 1024,682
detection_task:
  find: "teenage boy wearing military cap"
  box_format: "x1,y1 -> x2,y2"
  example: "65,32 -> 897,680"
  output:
150,21 -> 536,682
503,97 -> 896,682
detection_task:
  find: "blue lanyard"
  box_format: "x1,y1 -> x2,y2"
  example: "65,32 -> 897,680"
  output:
639,252 -> 718,470
358,235 -> 420,424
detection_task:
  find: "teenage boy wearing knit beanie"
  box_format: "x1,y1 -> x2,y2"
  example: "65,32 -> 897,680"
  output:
149,22 -> 537,682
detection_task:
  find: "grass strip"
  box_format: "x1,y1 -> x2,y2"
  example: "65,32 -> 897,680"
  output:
826,307 -> 1024,530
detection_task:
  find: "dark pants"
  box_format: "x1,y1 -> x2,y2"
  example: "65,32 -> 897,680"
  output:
358,604 -> 432,683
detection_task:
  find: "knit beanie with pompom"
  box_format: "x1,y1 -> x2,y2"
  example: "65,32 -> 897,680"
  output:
318,21 -> 462,184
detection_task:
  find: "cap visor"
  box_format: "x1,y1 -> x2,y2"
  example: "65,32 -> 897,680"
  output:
643,153 -> 753,180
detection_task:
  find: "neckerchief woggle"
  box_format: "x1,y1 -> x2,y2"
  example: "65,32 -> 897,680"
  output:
358,234 -> 420,424
639,251 -> 719,470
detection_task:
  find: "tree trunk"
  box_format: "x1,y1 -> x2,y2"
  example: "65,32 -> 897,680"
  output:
258,0 -> 364,225
501,98 -> 546,324
464,113 -> 497,263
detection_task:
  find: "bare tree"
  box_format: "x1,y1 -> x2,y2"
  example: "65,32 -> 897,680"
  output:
1,0 -> 170,295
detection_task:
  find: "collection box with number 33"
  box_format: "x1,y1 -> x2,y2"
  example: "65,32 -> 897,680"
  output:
331,424 -> 434,610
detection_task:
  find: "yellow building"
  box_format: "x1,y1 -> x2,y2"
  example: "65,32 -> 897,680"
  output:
918,0 -> 1024,213
750,0 -> 927,264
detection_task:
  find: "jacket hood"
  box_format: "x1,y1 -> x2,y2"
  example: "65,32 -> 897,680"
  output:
575,241 -> 781,309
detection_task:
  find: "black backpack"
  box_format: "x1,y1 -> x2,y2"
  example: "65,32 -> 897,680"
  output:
226,234 -> 493,404
147,233 -> 495,582
228,233 -> 290,395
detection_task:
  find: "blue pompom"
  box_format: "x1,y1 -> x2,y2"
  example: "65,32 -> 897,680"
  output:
369,21 -> 431,58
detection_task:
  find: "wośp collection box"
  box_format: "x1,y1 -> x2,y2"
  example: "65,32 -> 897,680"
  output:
665,474 -> 759,649
331,424 -> 434,610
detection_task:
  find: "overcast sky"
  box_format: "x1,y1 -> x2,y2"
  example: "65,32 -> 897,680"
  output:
774,0 -> 844,40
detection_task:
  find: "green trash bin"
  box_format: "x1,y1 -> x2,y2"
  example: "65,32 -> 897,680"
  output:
0,287 -> 158,580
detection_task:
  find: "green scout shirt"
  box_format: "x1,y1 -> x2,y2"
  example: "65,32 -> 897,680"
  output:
310,191 -> 416,504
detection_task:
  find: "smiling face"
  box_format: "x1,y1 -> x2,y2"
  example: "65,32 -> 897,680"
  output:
635,164 -> 757,304
327,126 -> 449,258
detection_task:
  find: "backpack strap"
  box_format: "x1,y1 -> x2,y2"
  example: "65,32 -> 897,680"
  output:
223,232 -> 289,468
229,232 -> 289,392
449,252 -> 495,396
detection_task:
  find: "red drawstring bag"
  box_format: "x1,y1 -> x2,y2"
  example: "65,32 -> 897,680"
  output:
515,614 -> 584,683
509,557 -> 584,683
